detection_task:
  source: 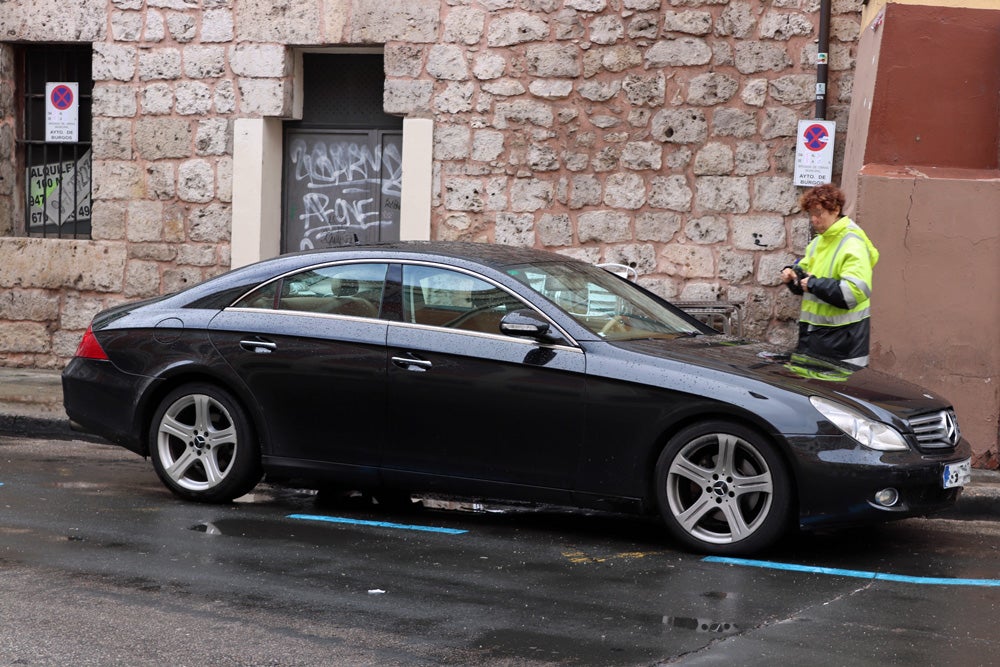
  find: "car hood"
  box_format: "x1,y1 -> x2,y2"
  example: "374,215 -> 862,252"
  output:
611,335 -> 951,421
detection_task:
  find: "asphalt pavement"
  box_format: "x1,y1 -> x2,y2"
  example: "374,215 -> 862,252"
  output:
1,366 -> 998,521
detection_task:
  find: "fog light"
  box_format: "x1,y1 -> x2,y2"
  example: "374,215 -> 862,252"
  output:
874,488 -> 900,507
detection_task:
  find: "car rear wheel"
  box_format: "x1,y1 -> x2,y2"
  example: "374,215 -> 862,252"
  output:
149,384 -> 262,503
654,421 -> 791,555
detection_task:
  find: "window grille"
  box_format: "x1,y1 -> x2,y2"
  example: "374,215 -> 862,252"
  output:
18,45 -> 93,239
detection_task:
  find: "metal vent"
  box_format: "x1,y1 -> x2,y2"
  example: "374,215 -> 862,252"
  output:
294,53 -> 401,129
909,410 -> 961,451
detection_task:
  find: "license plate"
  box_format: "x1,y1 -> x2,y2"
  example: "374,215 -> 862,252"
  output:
942,458 -> 971,489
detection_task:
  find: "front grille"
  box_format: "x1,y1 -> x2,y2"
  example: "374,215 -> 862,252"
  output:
909,409 -> 961,451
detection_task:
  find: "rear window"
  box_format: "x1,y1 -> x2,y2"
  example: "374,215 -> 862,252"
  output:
233,263 -> 388,319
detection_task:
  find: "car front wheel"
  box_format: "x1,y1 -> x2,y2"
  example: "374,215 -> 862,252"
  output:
149,384 -> 262,503
654,421 -> 792,555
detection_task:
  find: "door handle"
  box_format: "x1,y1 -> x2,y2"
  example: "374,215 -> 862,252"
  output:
240,339 -> 277,354
391,355 -> 432,371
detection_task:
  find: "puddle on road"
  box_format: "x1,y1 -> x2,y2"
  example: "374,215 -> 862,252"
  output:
419,497 -> 501,513
189,522 -> 223,535
231,487 -> 313,504
702,591 -> 735,600
663,616 -> 741,635
186,518 -> 332,545
235,484 -> 523,514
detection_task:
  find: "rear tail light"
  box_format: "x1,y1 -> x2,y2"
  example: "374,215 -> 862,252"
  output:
74,325 -> 109,360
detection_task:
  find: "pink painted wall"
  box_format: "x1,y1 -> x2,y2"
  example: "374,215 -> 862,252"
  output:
866,5 -> 1000,170
858,168 -> 1000,465
844,3 -> 1000,465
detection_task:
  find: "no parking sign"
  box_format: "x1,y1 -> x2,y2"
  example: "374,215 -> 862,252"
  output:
45,82 -> 79,143
793,119 -> 836,187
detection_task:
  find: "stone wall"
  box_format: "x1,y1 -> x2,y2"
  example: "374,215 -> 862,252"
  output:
0,45 -> 14,237
0,0 -> 861,368
387,0 -> 860,344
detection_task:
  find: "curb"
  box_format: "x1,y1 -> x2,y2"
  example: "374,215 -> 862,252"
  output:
0,414 -> 107,444
938,487 -> 1000,522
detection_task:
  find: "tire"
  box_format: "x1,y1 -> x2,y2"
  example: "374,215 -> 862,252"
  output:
654,420 -> 792,555
149,383 -> 262,503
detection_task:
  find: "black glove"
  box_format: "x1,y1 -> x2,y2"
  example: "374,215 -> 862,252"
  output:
784,265 -> 807,295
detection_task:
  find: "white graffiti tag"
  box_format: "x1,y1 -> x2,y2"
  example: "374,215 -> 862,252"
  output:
287,136 -> 402,250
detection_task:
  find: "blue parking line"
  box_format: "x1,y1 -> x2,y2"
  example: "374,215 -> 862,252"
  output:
704,556 -> 1000,587
287,513 -> 468,535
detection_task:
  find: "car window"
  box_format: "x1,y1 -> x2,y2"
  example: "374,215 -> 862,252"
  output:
401,265 -> 527,335
506,262 -> 705,340
233,263 -> 388,319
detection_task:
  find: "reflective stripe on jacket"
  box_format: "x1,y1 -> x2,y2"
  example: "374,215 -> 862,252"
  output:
797,216 -> 879,328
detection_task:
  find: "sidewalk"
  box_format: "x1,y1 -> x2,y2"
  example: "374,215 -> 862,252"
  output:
0,367 -> 86,441
0,367 -> 997,520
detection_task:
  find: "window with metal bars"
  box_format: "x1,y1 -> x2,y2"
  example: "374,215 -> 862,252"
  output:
17,45 -> 93,238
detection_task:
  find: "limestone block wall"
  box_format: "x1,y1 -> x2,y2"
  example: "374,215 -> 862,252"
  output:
0,0 -> 253,367
0,46 -> 13,238
387,0 -> 861,342
0,0 -> 861,369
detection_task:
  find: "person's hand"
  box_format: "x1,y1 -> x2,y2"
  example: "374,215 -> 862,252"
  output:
599,315 -> 631,336
782,266 -> 810,295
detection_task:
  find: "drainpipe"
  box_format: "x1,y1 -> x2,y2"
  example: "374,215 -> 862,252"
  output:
815,0 -> 832,119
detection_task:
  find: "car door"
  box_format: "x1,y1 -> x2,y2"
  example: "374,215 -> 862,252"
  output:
383,262 -> 586,497
208,262 -> 390,480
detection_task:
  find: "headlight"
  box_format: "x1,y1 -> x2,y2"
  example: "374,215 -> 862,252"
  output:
809,396 -> 909,451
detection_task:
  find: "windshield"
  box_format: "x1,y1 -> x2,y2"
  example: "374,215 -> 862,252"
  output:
506,262 -> 708,341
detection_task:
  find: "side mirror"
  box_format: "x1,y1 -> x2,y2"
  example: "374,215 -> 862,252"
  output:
500,309 -> 552,340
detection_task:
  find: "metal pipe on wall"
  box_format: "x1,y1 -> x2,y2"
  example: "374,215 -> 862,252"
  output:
815,0 -> 831,120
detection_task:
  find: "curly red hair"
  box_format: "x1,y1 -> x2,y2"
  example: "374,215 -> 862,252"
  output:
799,183 -> 845,214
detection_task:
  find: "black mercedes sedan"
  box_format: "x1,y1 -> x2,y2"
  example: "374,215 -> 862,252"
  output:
62,241 -> 972,555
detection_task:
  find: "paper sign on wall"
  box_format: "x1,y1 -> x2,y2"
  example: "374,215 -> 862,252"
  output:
793,120 -> 836,187
26,149 -> 92,229
45,82 -> 79,143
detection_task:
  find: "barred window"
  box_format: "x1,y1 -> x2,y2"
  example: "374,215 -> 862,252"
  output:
18,45 -> 93,239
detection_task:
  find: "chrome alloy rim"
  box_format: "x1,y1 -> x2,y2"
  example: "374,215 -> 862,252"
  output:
666,433 -> 774,545
156,393 -> 238,492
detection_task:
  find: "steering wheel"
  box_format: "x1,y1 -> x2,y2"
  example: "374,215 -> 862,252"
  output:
442,305 -> 500,329
599,315 -> 633,336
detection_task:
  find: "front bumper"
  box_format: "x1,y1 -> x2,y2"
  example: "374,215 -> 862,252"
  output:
787,434 -> 973,530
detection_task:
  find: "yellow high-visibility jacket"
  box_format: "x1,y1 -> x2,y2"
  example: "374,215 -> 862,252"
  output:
796,216 -> 879,365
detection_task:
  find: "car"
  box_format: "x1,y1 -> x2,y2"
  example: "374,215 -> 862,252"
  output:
62,241 -> 972,554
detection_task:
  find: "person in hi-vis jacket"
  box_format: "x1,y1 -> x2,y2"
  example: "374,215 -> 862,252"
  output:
781,183 -> 880,367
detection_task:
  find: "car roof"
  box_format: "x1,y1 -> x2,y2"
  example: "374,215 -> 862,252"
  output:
168,241 -> 583,309
281,241 -> 575,269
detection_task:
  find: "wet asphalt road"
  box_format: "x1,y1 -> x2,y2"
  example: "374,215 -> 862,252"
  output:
2,436 -> 1000,666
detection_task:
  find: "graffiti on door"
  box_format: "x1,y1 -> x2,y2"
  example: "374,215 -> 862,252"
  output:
284,133 -> 402,251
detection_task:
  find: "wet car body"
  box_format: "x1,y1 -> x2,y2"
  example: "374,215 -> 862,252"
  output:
62,241 -> 972,554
